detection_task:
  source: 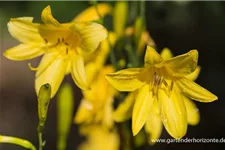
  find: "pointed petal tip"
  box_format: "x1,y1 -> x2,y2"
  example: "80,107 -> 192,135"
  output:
132,127 -> 139,136
188,49 -> 198,61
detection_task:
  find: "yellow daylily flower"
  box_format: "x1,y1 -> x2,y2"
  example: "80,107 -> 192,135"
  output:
106,46 -> 217,139
113,48 -> 202,144
75,66 -> 116,128
78,125 -> 120,150
4,5 -> 108,98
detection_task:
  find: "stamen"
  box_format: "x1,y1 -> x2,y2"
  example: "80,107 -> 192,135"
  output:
153,72 -> 157,86
44,39 -> 48,43
62,38 -> 64,43
28,63 -> 39,71
66,48 -> 68,54
162,79 -> 168,87
170,81 -> 174,92
57,38 -> 60,44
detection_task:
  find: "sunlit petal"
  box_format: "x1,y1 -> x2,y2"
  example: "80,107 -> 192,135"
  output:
41,5 -> 60,26
106,68 -> 147,91
177,78 -> 218,102
144,46 -> 163,66
158,88 -> 187,139
8,17 -> 44,44
71,51 -> 90,90
35,54 -> 66,98
145,102 -> 162,145
183,96 -> 200,125
73,3 -> 112,22
70,22 -> 107,55
132,85 -> 154,136
157,50 -> 198,77
4,44 -> 44,60
160,47 -> 173,60
185,66 -> 201,81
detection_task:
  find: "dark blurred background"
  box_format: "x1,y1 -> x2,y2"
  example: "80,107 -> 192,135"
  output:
0,1 -> 225,150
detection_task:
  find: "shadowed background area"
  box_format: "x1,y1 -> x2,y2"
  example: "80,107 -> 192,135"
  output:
0,1 -> 225,150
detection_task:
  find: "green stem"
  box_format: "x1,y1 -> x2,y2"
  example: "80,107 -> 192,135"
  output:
0,135 -> 36,150
140,1 -> 146,22
125,44 -> 139,67
107,38 -> 118,70
38,132 -> 43,150
37,125 -> 44,150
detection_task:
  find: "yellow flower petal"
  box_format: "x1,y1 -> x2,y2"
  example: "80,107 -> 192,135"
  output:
71,51 -> 90,90
157,50 -> 198,77
84,62 -> 100,84
73,3 -> 112,22
4,44 -> 44,60
74,99 -> 93,124
185,66 -> 201,81
158,88 -> 187,139
78,126 -> 120,150
176,78 -> 218,102
145,103 -> 162,145
102,97 -> 114,128
70,22 -> 107,55
183,96 -> 200,125
41,5 -> 60,26
144,46 -> 163,66
160,47 -> 173,60
35,53 -> 66,98
65,60 -> 71,75
7,17 -> 44,44
132,85 -> 154,136
38,23 -> 74,45
113,92 -> 136,122
105,68 -> 146,91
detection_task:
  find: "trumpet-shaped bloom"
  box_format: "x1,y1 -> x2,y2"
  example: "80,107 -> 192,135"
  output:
106,46 -> 217,139
113,48 -> 201,144
4,5 -> 108,98
75,66 -> 116,128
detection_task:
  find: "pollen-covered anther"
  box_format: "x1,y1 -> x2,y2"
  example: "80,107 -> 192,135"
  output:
152,72 -> 172,96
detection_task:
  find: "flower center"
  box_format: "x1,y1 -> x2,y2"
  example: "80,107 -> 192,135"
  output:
152,71 -> 174,97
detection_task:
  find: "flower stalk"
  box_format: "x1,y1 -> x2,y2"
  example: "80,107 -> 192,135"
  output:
0,135 -> 36,150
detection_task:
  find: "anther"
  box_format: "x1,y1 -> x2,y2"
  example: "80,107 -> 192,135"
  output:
170,81 -> 174,92
162,79 -> 168,87
44,39 -> 48,43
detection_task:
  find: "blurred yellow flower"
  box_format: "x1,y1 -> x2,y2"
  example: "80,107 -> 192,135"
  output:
78,125 -> 119,150
72,3 -> 112,22
106,46 -> 217,139
75,66 -> 116,128
4,5 -> 108,98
